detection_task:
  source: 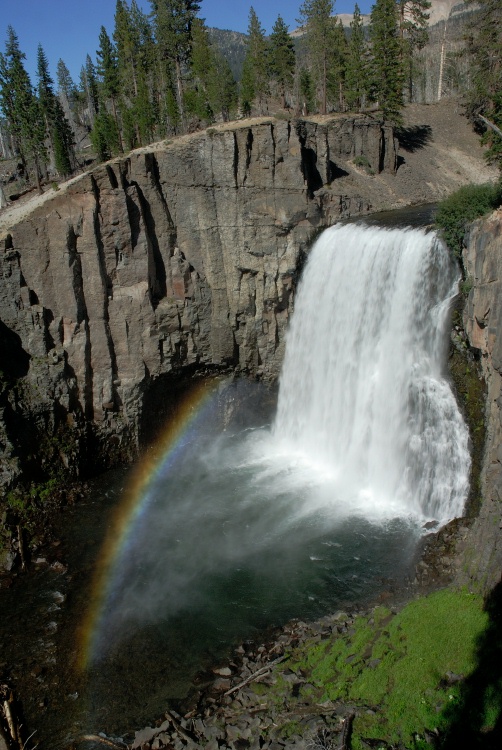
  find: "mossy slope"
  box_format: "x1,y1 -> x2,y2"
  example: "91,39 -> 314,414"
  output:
262,588 -> 500,749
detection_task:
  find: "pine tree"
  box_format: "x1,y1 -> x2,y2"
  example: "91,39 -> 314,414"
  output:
299,68 -> 315,115
80,54 -> 99,127
465,0 -> 502,170
188,18 -> 217,121
397,0 -> 431,101
133,70 -> 157,144
114,1 -> 158,147
209,52 -> 238,122
57,59 -> 84,148
345,4 -> 369,111
96,26 -> 123,150
37,45 -> 75,177
327,19 -> 348,112
270,16 -> 295,110
240,55 -> 255,117
56,59 -> 78,109
0,27 -> 47,191
297,0 -> 335,115
188,19 -> 237,123
90,110 -> 120,161
0,51 -> 17,155
241,8 -> 270,115
150,1 -> 201,131
114,0 -> 141,146
369,0 -> 404,123
114,0 -> 140,98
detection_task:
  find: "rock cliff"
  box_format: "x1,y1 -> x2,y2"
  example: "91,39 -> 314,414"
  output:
457,209 -> 502,591
0,115 -> 396,486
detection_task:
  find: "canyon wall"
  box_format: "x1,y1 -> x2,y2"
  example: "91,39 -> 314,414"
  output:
1,112 -> 502,592
456,209 -> 502,591
0,116 -> 396,486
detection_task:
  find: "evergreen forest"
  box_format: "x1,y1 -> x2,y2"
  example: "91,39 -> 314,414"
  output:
0,0 -> 500,189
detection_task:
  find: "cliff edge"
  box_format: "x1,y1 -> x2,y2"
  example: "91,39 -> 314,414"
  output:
0,115 -> 396,487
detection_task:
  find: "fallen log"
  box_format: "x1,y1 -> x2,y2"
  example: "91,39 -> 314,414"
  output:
16,527 -> 27,573
77,735 -> 126,749
478,114 -> 502,140
165,711 -> 198,743
339,712 -> 355,750
2,699 -> 18,747
0,684 -> 26,750
223,655 -> 287,696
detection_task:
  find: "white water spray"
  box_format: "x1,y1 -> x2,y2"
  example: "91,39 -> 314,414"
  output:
274,223 -> 470,524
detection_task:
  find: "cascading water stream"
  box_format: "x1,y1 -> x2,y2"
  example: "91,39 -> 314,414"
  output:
274,223 -> 470,523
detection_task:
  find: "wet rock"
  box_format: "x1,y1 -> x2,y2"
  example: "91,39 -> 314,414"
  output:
204,725 -> 225,741
50,561 -> 67,573
132,720 -> 171,749
212,676 -> 231,691
423,520 -> 439,530
213,666 -> 232,677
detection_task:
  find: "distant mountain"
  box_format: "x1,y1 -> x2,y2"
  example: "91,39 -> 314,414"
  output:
208,28 -> 247,81
208,2 -> 473,84
428,0 -> 471,26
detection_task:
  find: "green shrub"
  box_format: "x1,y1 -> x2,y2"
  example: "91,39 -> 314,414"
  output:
353,154 -> 374,175
460,276 -> 474,297
435,182 -> 502,257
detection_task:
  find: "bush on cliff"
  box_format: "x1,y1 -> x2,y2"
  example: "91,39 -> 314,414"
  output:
435,182 -> 502,258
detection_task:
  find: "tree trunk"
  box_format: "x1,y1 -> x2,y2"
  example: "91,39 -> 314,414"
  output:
111,97 -> 124,152
322,55 -> 327,115
479,114 -> 502,139
33,155 -> 43,195
175,58 -> 185,129
437,22 -> 447,101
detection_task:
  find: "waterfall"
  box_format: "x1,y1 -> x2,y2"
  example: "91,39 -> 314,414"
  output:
274,223 -> 470,524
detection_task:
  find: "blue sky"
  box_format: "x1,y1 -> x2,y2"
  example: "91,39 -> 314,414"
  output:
1,1 -> 374,88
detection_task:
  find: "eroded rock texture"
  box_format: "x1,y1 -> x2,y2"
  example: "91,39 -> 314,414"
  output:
0,117 -> 395,485
459,209 -> 502,590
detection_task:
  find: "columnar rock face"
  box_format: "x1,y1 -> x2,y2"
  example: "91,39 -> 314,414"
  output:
0,116 -> 396,485
459,209 -> 502,590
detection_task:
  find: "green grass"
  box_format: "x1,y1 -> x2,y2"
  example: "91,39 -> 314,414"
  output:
286,590 -> 489,748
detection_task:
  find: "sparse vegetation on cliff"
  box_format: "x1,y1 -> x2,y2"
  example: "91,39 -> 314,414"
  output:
435,182 -> 502,258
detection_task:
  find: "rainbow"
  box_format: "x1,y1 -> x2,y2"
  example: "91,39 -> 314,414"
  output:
78,378 -> 223,671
